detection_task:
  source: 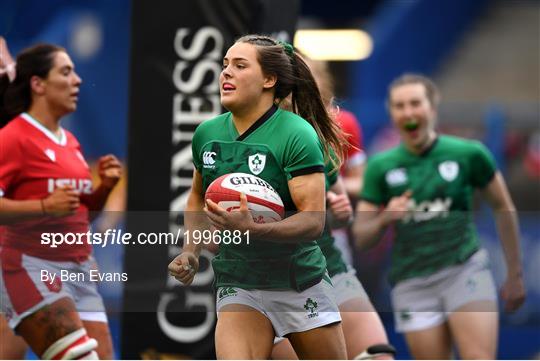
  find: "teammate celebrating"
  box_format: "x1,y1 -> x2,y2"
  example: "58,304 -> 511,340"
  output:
353,73 -> 526,359
169,34 -> 347,359
0,40 -> 122,359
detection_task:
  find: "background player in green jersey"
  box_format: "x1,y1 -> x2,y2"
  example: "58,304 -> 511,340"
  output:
353,74 -> 525,359
168,35 -> 348,359
271,58 -> 394,360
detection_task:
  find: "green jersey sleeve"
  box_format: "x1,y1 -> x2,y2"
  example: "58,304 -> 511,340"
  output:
191,120 -> 211,172
191,139 -> 202,172
360,158 -> 385,205
469,141 -> 497,188
283,121 -> 324,179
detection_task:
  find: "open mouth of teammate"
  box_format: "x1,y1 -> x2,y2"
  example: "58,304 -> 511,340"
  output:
404,120 -> 419,132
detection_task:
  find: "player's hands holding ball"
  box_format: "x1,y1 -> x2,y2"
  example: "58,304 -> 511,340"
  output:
168,251 -> 199,286
203,173 -> 285,232
205,192 -> 255,233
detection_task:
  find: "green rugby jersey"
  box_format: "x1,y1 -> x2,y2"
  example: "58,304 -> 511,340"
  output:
317,162 -> 348,277
361,135 -> 497,285
192,105 -> 327,291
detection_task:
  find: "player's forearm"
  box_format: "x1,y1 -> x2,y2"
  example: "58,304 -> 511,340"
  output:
352,212 -> 388,250
81,184 -> 113,218
0,197 -> 44,224
183,220 -> 205,257
250,211 -> 325,243
182,193 -> 209,257
494,206 -> 523,276
327,211 -> 351,229
484,174 -> 524,277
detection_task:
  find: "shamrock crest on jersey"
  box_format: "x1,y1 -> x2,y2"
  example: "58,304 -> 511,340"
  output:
438,160 -> 459,181
248,153 -> 266,175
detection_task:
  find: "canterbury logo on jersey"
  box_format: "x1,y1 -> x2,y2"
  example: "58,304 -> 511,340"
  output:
202,151 -> 216,168
48,178 -> 93,194
385,168 -> 407,186
403,197 -> 452,223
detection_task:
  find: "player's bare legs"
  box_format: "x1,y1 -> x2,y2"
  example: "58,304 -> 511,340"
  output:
15,297 -> 83,357
215,304 -> 275,359
339,298 -> 391,359
83,320 -> 114,359
0,314 -> 27,359
404,322 -> 452,359
448,300 -> 498,359
288,322 -> 347,360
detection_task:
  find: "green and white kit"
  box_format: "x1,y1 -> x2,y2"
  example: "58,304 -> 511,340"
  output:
361,135 -> 498,332
193,105 -> 341,334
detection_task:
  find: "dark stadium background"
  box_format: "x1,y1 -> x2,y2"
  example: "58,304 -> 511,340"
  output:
1,0 -> 538,358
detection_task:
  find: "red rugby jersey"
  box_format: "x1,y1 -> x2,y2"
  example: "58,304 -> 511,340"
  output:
0,113 -> 92,261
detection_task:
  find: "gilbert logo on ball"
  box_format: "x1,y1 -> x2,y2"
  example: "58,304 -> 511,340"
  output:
205,173 -> 284,223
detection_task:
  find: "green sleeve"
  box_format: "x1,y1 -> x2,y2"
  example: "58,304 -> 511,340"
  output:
360,158 -> 385,205
283,123 -> 324,179
469,141 -> 497,188
191,123 -> 205,172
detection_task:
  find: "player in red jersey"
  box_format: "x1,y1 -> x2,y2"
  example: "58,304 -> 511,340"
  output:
0,39 -> 121,359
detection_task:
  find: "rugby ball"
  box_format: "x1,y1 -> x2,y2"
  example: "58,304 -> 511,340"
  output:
205,173 -> 284,223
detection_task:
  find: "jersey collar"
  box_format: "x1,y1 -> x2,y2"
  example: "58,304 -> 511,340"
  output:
21,112 -> 67,146
419,136 -> 439,157
401,135 -> 439,158
230,105 -> 279,141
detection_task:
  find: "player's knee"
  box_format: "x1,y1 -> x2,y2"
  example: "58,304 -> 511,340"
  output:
354,344 -> 396,360
42,328 -> 99,360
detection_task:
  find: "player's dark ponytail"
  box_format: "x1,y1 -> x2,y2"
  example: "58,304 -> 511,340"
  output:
236,34 -> 346,172
0,43 -> 64,128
